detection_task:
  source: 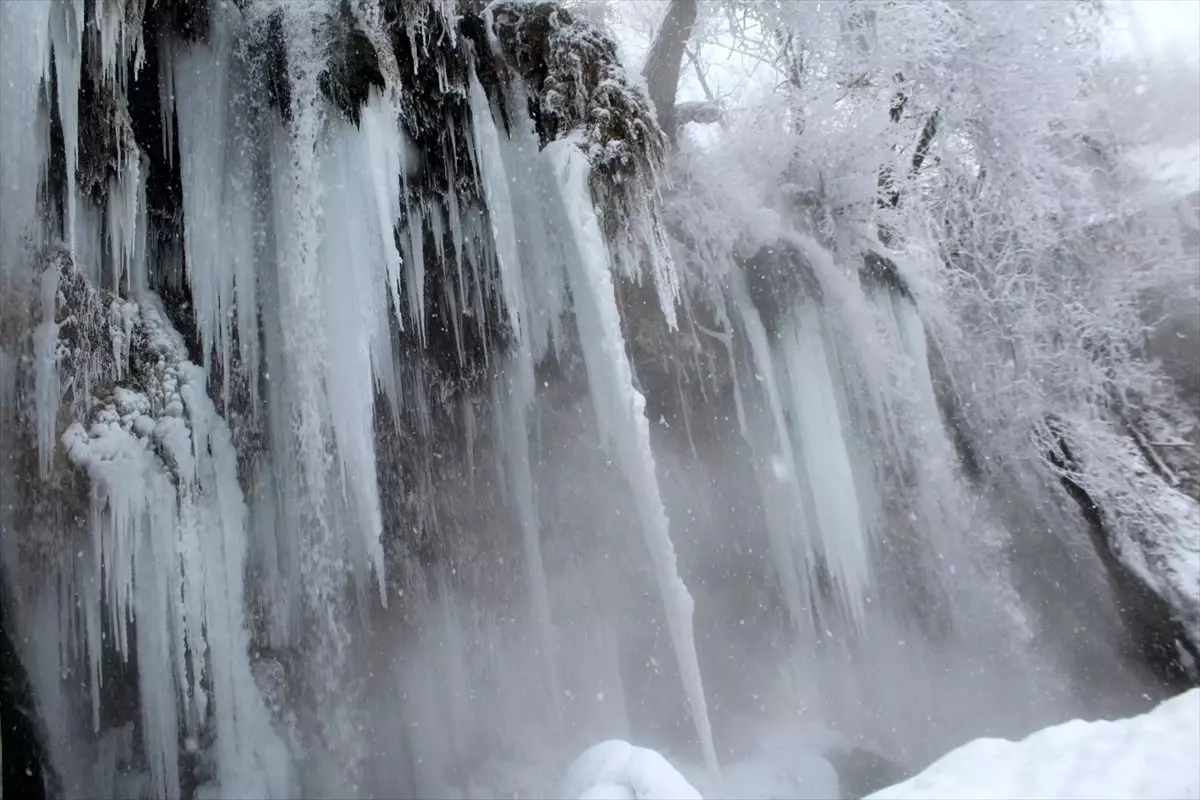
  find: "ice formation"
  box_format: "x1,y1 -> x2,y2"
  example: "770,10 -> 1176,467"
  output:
0,2 -> 1195,799
55,295 -> 292,800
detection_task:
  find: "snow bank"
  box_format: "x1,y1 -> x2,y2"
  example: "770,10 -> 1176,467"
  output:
868,689 -> 1200,800
562,741 -> 702,800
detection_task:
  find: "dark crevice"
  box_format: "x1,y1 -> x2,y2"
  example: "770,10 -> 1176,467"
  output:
261,9 -> 293,123
1,591 -> 49,800
127,7 -> 203,365
44,47 -> 67,240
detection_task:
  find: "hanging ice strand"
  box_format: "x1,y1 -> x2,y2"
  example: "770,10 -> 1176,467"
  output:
469,66 -> 561,708
545,137 -> 719,775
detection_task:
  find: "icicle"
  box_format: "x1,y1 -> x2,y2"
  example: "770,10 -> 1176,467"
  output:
360,88 -> 407,338
175,353 -> 294,798
158,37 -> 176,167
546,137 -> 719,776
34,265 -> 60,479
60,294 -> 294,799
107,152 -> 144,293
728,271 -> 811,630
226,95 -> 262,411
469,69 -> 525,340
676,372 -> 698,460
93,0 -> 146,92
0,0 -> 52,287
402,200 -> 429,345
72,199 -> 104,286
49,0 -> 85,251
470,70 -> 564,703
110,298 -> 137,380
173,9 -> 241,398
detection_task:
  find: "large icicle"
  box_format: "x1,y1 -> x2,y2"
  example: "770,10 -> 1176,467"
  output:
546,137 -> 718,775
48,1 -> 84,251
317,86 -> 398,602
172,8 -> 255,406
775,304 -> 872,626
470,67 -> 560,701
107,151 -> 146,294
0,0 -> 52,285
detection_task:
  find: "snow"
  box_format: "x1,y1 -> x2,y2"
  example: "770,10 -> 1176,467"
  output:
869,689 -> 1200,800
563,741 -> 702,800
565,693 -> 1200,800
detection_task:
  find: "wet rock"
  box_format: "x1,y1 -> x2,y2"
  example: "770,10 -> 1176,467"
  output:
825,745 -> 909,800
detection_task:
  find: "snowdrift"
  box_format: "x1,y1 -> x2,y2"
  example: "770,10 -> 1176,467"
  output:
562,741 -> 702,800
869,688 -> 1200,800
566,690 -> 1200,800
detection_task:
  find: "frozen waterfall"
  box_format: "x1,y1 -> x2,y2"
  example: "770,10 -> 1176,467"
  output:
0,2 -> 1185,799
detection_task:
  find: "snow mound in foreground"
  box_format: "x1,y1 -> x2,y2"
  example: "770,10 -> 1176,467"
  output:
868,688 -> 1200,800
562,740 -> 702,800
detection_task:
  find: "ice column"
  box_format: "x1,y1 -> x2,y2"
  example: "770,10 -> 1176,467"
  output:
546,137 -> 718,774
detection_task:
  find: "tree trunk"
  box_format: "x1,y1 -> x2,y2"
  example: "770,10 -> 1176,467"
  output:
641,0 -> 699,145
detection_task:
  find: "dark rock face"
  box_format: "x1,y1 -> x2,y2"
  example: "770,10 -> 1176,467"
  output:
1,592 -> 48,800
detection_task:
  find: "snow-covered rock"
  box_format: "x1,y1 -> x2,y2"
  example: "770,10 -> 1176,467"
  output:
868,689 -> 1200,800
562,740 -> 702,800
1127,141 -> 1200,200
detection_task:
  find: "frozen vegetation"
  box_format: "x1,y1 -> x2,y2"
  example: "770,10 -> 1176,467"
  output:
0,1 -> 1196,799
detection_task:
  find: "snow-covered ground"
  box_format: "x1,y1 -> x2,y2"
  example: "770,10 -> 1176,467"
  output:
562,741 -> 703,800
868,688 -> 1200,800
563,690 -> 1200,800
